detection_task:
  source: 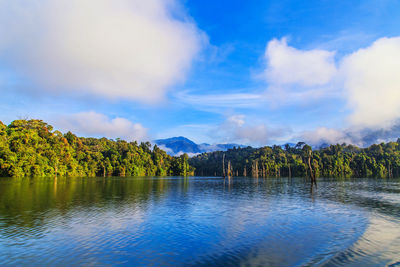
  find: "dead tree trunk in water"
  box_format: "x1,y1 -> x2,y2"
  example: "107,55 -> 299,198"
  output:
302,145 -> 316,186
243,167 -> 247,177
227,160 -> 232,178
307,150 -> 316,186
222,154 -> 226,178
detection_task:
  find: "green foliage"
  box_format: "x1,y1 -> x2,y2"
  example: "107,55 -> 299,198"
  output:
0,120 -> 194,177
3,118 -> 398,179
189,141 -> 400,178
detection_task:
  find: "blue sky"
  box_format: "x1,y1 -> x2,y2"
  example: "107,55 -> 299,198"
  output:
1,0 -> 400,146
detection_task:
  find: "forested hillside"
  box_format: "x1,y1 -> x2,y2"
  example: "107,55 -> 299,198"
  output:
2,119 -> 400,179
189,142 -> 400,178
0,120 -> 193,177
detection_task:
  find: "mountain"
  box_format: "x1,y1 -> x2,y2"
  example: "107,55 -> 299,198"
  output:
280,142 -> 296,149
155,137 -> 202,154
154,136 -> 244,156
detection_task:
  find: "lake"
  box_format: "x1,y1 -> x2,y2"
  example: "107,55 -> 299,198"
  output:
0,177 -> 399,266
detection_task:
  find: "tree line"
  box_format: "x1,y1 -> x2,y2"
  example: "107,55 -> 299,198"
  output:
189,141 -> 400,178
2,119 -> 400,179
0,119 -> 194,177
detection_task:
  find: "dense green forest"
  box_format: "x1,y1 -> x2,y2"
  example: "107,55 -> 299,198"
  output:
2,119 -> 400,179
0,119 -> 193,177
189,141 -> 400,178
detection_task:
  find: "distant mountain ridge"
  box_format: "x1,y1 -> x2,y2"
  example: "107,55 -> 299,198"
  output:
154,136 -> 245,156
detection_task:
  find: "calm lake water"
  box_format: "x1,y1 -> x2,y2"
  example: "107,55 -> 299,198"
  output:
0,177 -> 399,266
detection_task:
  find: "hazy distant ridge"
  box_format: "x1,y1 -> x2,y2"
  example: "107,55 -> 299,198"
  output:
154,136 -> 244,156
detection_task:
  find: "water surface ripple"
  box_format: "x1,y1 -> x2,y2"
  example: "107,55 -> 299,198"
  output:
0,177 -> 399,266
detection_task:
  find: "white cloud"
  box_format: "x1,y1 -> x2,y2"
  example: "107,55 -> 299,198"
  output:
175,151 -> 200,157
156,144 -> 174,155
300,121 -> 400,148
56,111 -> 148,142
227,115 -> 245,127
264,36 -> 400,130
301,127 -> 352,146
262,36 -> 400,147
265,38 -> 337,86
154,143 -> 201,157
0,0 -> 205,102
215,115 -> 290,146
173,90 -> 265,109
341,37 -> 400,129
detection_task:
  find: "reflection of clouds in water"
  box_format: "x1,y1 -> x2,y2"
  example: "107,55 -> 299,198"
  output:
211,197 -> 272,251
326,214 -> 400,266
235,200 -> 366,266
1,177 -> 400,266
50,206 -> 149,265
64,207 -> 147,238
186,192 -> 366,266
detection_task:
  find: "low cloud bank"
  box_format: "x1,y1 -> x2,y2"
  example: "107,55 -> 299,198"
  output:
56,111 -> 148,142
213,115 -> 291,146
302,123 -> 400,148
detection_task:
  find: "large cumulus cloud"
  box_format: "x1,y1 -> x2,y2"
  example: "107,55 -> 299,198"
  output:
264,37 -> 400,146
0,0 -> 205,102
341,37 -> 400,129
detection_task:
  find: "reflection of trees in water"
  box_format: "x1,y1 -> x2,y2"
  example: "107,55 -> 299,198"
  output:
1,177 -> 399,243
0,177 -> 172,232
331,191 -> 400,219
317,178 -> 400,219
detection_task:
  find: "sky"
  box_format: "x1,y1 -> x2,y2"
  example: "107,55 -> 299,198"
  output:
1,0 -> 400,147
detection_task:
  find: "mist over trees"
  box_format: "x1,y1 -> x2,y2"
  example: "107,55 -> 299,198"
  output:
0,119 -> 193,177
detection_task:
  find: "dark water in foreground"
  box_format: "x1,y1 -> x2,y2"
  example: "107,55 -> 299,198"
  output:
0,177 -> 399,266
